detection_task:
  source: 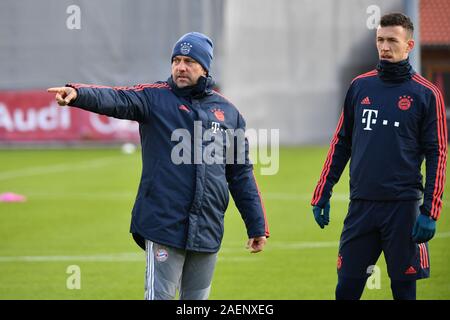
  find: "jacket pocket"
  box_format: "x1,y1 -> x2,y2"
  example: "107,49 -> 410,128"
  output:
144,159 -> 160,198
212,174 -> 229,214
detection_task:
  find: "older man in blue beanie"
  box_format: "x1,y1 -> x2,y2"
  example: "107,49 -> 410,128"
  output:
47,32 -> 269,300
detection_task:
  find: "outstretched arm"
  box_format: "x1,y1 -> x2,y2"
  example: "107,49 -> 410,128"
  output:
48,83 -> 151,122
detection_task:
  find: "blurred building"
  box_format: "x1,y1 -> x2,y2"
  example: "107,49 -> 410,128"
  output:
421,0 -> 450,114
0,0 -> 448,145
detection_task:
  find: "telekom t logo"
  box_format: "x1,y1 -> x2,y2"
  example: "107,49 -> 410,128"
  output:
211,122 -> 220,133
362,109 -> 378,131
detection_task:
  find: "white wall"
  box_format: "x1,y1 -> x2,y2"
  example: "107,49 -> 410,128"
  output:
222,0 -> 403,144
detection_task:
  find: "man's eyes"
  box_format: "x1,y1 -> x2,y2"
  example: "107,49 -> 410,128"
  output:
173,58 -> 195,64
377,38 -> 398,43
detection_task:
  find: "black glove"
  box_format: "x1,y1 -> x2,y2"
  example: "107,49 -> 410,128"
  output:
412,214 -> 436,243
312,201 -> 330,229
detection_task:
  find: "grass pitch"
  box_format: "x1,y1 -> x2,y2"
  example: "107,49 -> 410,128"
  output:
0,147 -> 449,299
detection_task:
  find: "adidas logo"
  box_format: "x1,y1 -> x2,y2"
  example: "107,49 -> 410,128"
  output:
361,96 -> 371,105
404,266 -> 417,275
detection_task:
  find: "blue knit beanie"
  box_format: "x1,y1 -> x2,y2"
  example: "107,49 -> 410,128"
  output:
171,32 -> 214,72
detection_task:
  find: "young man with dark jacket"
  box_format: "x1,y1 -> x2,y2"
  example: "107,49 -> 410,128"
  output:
311,13 -> 447,300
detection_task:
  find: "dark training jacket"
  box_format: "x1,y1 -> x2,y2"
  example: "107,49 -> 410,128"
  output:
312,62 -> 447,221
67,76 -> 269,252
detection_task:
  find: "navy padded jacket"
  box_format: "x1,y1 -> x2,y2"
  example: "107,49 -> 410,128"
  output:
67,77 -> 269,252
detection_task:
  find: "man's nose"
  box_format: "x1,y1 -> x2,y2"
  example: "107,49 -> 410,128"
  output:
380,42 -> 390,51
176,61 -> 187,71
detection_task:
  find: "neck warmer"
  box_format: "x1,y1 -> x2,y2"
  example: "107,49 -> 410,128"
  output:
168,75 -> 214,98
376,58 -> 415,83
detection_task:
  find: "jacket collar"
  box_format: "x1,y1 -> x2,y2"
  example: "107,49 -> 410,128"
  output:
168,75 -> 215,99
376,58 -> 415,83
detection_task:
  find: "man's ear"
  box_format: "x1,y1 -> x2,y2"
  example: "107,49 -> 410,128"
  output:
406,38 -> 415,54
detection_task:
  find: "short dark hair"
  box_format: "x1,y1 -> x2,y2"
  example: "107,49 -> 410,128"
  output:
380,13 -> 414,36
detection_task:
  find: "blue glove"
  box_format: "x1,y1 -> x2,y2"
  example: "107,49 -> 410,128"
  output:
312,201 -> 330,229
412,214 -> 436,243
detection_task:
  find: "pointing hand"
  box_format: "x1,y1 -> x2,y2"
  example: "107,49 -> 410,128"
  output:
47,87 -> 77,106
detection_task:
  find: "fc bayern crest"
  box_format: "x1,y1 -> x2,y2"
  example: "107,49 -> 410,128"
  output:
180,42 -> 192,55
155,248 -> 168,262
398,95 -> 413,111
211,108 -> 225,122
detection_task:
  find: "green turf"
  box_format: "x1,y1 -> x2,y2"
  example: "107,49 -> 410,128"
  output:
0,147 -> 449,300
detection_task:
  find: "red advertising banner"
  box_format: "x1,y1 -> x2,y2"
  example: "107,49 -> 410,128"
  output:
0,90 -> 139,143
